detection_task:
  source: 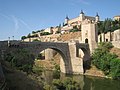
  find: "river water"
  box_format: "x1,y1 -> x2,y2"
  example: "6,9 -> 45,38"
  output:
42,71 -> 120,90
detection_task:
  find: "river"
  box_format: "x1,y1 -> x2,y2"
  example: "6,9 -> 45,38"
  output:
42,71 -> 120,90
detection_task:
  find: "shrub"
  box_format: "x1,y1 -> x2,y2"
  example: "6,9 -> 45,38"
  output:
33,39 -> 40,42
32,65 -> 43,75
92,42 -> 120,79
52,78 -> 81,90
110,58 -> 120,79
53,64 -> 60,79
4,49 -> 35,74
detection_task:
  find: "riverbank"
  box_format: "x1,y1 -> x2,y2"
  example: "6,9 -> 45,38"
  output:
84,65 -> 108,78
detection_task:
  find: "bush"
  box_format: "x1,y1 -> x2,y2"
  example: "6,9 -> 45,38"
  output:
33,39 -> 40,42
43,84 -> 53,90
4,49 -> 35,74
53,64 -> 60,79
110,58 -> 120,79
52,78 -> 81,90
52,79 -> 65,90
92,42 -> 120,79
41,32 -> 51,36
32,65 -> 43,75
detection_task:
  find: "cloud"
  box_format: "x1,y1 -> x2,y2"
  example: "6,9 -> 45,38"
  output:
0,13 -> 19,32
18,18 -> 31,30
71,0 -> 90,5
79,0 -> 90,5
0,13 -> 31,34
11,15 -> 19,32
0,13 -> 11,20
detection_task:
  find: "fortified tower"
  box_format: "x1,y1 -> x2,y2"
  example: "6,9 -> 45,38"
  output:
95,12 -> 100,22
64,15 -> 69,25
81,19 -> 98,53
79,10 -> 85,21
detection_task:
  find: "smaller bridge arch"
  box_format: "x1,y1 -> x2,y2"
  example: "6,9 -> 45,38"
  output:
76,43 -> 90,71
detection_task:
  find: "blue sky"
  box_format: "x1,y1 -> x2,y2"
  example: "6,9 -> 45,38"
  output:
0,0 -> 120,40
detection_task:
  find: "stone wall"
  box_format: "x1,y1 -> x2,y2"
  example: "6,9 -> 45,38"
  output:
98,29 -> 120,42
112,41 -> 120,48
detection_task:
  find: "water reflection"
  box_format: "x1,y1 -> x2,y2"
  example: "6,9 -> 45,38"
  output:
84,75 -> 120,90
42,71 -> 120,90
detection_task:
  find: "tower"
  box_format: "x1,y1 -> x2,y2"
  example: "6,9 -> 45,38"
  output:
64,15 -> 69,25
81,21 -> 98,53
95,12 -> 99,22
79,10 -> 85,21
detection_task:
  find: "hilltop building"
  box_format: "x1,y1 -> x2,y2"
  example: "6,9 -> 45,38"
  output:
113,15 -> 120,21
40,10 -> 100,34
61,10 -> 99,33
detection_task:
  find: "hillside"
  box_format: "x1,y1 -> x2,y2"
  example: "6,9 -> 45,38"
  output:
110,47 -> 120,58
35,53 -> 60,70
58,32 -> 81,41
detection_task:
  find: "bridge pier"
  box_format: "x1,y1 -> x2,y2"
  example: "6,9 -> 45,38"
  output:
69,42 -> 84,74
60,57 -> 73,74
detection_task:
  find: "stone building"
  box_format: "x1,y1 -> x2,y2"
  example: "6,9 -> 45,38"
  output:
61,10 -> 99,32
44,27 -> 53,33
113,15 -> 120,21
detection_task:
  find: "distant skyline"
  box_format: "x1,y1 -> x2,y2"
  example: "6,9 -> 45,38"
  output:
0,0 -> 120,40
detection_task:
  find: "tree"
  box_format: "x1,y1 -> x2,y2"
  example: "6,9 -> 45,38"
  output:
27,33 -> 31,38
97,18 -> 120,34
41,32 -> 51,36
21,36 -> 27,40
32,31 -> 36,34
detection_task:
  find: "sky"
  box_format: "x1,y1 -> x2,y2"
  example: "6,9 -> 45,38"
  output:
0,0 -> 119,41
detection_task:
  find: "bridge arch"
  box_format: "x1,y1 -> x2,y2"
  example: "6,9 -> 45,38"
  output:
76,43 -> 90,72
36,47 -> 67,63
31,44 -> 72,74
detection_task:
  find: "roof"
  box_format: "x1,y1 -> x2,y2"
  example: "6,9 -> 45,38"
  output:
114,15 -> 120,17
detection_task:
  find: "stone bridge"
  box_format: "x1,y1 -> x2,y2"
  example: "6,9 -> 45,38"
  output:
0,41 -> 90,74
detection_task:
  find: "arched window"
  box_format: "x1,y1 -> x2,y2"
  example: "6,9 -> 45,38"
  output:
85,38 -> 88,43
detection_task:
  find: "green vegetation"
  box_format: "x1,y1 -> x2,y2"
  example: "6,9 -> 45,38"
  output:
31,29 -> 44,34
4,49 -> 35,74
40,32 -> 51,36
70,26 -> 81,32
44,77 -> 81,90
92,42 -> 120,79
21,36 -> 27,40
98,18 -> 120,34
53,64 -> 60,79
32,65 -> 43,75
21,33 -> 38,40
33,39 -> 40,42
53,77 -> 81,90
